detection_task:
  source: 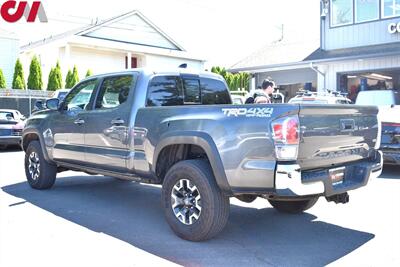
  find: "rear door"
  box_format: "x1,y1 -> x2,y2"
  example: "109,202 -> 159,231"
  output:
297,105 -> 379,170
84,74 -> 136,172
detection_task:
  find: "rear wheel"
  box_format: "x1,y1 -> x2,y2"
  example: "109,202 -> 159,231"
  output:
24,141 -> 57,189
162,160 -> 230,241
268,197 -> 318,214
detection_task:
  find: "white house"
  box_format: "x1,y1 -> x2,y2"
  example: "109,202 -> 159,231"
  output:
20,10 -> 206,88
0,28 -> 19,88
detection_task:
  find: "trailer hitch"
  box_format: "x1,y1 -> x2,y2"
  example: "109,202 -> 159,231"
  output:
326,192 -> 349,204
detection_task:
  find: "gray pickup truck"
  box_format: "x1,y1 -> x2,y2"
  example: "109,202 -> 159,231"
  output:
22,69 -> 383,241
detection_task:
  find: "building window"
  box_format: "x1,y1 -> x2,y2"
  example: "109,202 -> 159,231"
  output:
331,0 -> 354,26
355,0 -> 379,22
382,0 -> 400,18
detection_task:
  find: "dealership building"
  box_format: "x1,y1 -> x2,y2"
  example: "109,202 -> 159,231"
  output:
230,0 -> 400,102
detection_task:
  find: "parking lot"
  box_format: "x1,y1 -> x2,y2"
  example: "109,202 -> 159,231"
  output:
0,147 -> 399,267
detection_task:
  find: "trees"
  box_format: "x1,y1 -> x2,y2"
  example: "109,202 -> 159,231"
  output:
0,69 -> 6,89
85,69 -> 93,78
27,55 -> 43,90
211,66 -> 250,91
65,69 -> 72,89
54,61 -> 63,88
12,59 -> 26,89
47,61 -> 63,91
14,76 -> 24,89
65,65 -> 79,88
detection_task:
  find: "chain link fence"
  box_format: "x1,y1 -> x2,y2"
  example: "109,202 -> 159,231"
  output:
0,89 -> 53,117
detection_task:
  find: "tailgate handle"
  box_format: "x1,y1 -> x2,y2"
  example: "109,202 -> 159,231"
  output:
340,119 -> 355,131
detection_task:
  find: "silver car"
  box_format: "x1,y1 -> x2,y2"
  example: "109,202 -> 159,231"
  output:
0,109 -> 25,149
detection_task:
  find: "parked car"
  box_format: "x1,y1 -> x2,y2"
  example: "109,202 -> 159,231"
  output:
52,89 -> 71,101
356,90 -> 400,165
22,69 -> 382,241
0,109 -> 25,149
289,90 -> 352,104
231,95 -> 244,105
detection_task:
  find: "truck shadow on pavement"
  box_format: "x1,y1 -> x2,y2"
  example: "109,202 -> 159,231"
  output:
2,175 -> 374,267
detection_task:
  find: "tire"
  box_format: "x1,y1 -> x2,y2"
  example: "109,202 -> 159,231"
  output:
268,197 -> 318,214
236,194 -> 258,203
162,160 -> 230,241
24,140 -> 57,190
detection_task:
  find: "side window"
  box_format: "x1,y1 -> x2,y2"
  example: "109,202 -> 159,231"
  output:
201,78 -> 232,105
147,76 -> 183,106
183,79 -> 201,104
95,75 -> 134,109
63,79 -> 98,111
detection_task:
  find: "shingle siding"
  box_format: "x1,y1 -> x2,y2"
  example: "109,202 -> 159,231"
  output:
323,14 -> 400,50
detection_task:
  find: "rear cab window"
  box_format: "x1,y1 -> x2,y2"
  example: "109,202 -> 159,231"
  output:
200,77 -> 232,105
146,75 -> 231,107
147,76 -> 183,106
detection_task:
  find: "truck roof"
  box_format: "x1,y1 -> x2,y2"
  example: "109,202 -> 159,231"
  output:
82,68 -> 225,82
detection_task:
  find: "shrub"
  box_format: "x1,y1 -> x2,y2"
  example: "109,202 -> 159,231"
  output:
0,69 -> 6,88
12,59 -> 25,89
27,55 -> 43,90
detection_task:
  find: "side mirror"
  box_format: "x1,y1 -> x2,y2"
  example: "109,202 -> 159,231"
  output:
46,98 -> 60,111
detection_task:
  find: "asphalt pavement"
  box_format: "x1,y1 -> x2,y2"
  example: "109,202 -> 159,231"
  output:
0,147 -> 399,267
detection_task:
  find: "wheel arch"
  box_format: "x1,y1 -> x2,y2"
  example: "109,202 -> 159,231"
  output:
153,131 -> 231,194
22,129 -> 52,163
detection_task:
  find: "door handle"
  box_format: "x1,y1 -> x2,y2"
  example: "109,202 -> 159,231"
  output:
74,118 -> 85,125
111,119 -> 125,126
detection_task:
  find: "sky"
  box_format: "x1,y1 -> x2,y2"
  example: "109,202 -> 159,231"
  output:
1,0 -> 320,68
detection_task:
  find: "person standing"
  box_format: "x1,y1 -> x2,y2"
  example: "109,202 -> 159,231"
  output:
251,79 -> 275,104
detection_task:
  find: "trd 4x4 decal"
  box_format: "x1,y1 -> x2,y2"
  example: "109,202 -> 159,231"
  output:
222,107 -> 274,118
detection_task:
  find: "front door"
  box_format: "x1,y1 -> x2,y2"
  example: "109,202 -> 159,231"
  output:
84,74 -> 135,172
51,79 -> 98,164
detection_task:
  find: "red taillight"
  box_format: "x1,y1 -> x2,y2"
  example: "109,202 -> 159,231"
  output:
286,118 -> 299,144
272,116 -> 299,160
272,117 -> 299,145
273,124 -> 283,140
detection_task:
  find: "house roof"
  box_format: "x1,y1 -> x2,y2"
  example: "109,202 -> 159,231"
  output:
229,38 -> 319,72
0,28 -> 18,40
304,42 -> 400,62
20,10 -> 185,52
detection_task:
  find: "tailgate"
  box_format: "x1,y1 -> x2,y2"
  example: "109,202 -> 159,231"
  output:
297,105 -> 379,170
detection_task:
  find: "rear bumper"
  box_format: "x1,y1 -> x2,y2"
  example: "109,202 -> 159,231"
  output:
381,145 -> 400,165
0,136 -> 22,146
275,151 -> 383,197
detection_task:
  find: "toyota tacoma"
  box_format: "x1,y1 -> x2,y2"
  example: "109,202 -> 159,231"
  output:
22,69 -> 383,241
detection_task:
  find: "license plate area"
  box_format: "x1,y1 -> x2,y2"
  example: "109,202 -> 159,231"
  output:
329,167 -> 345,185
